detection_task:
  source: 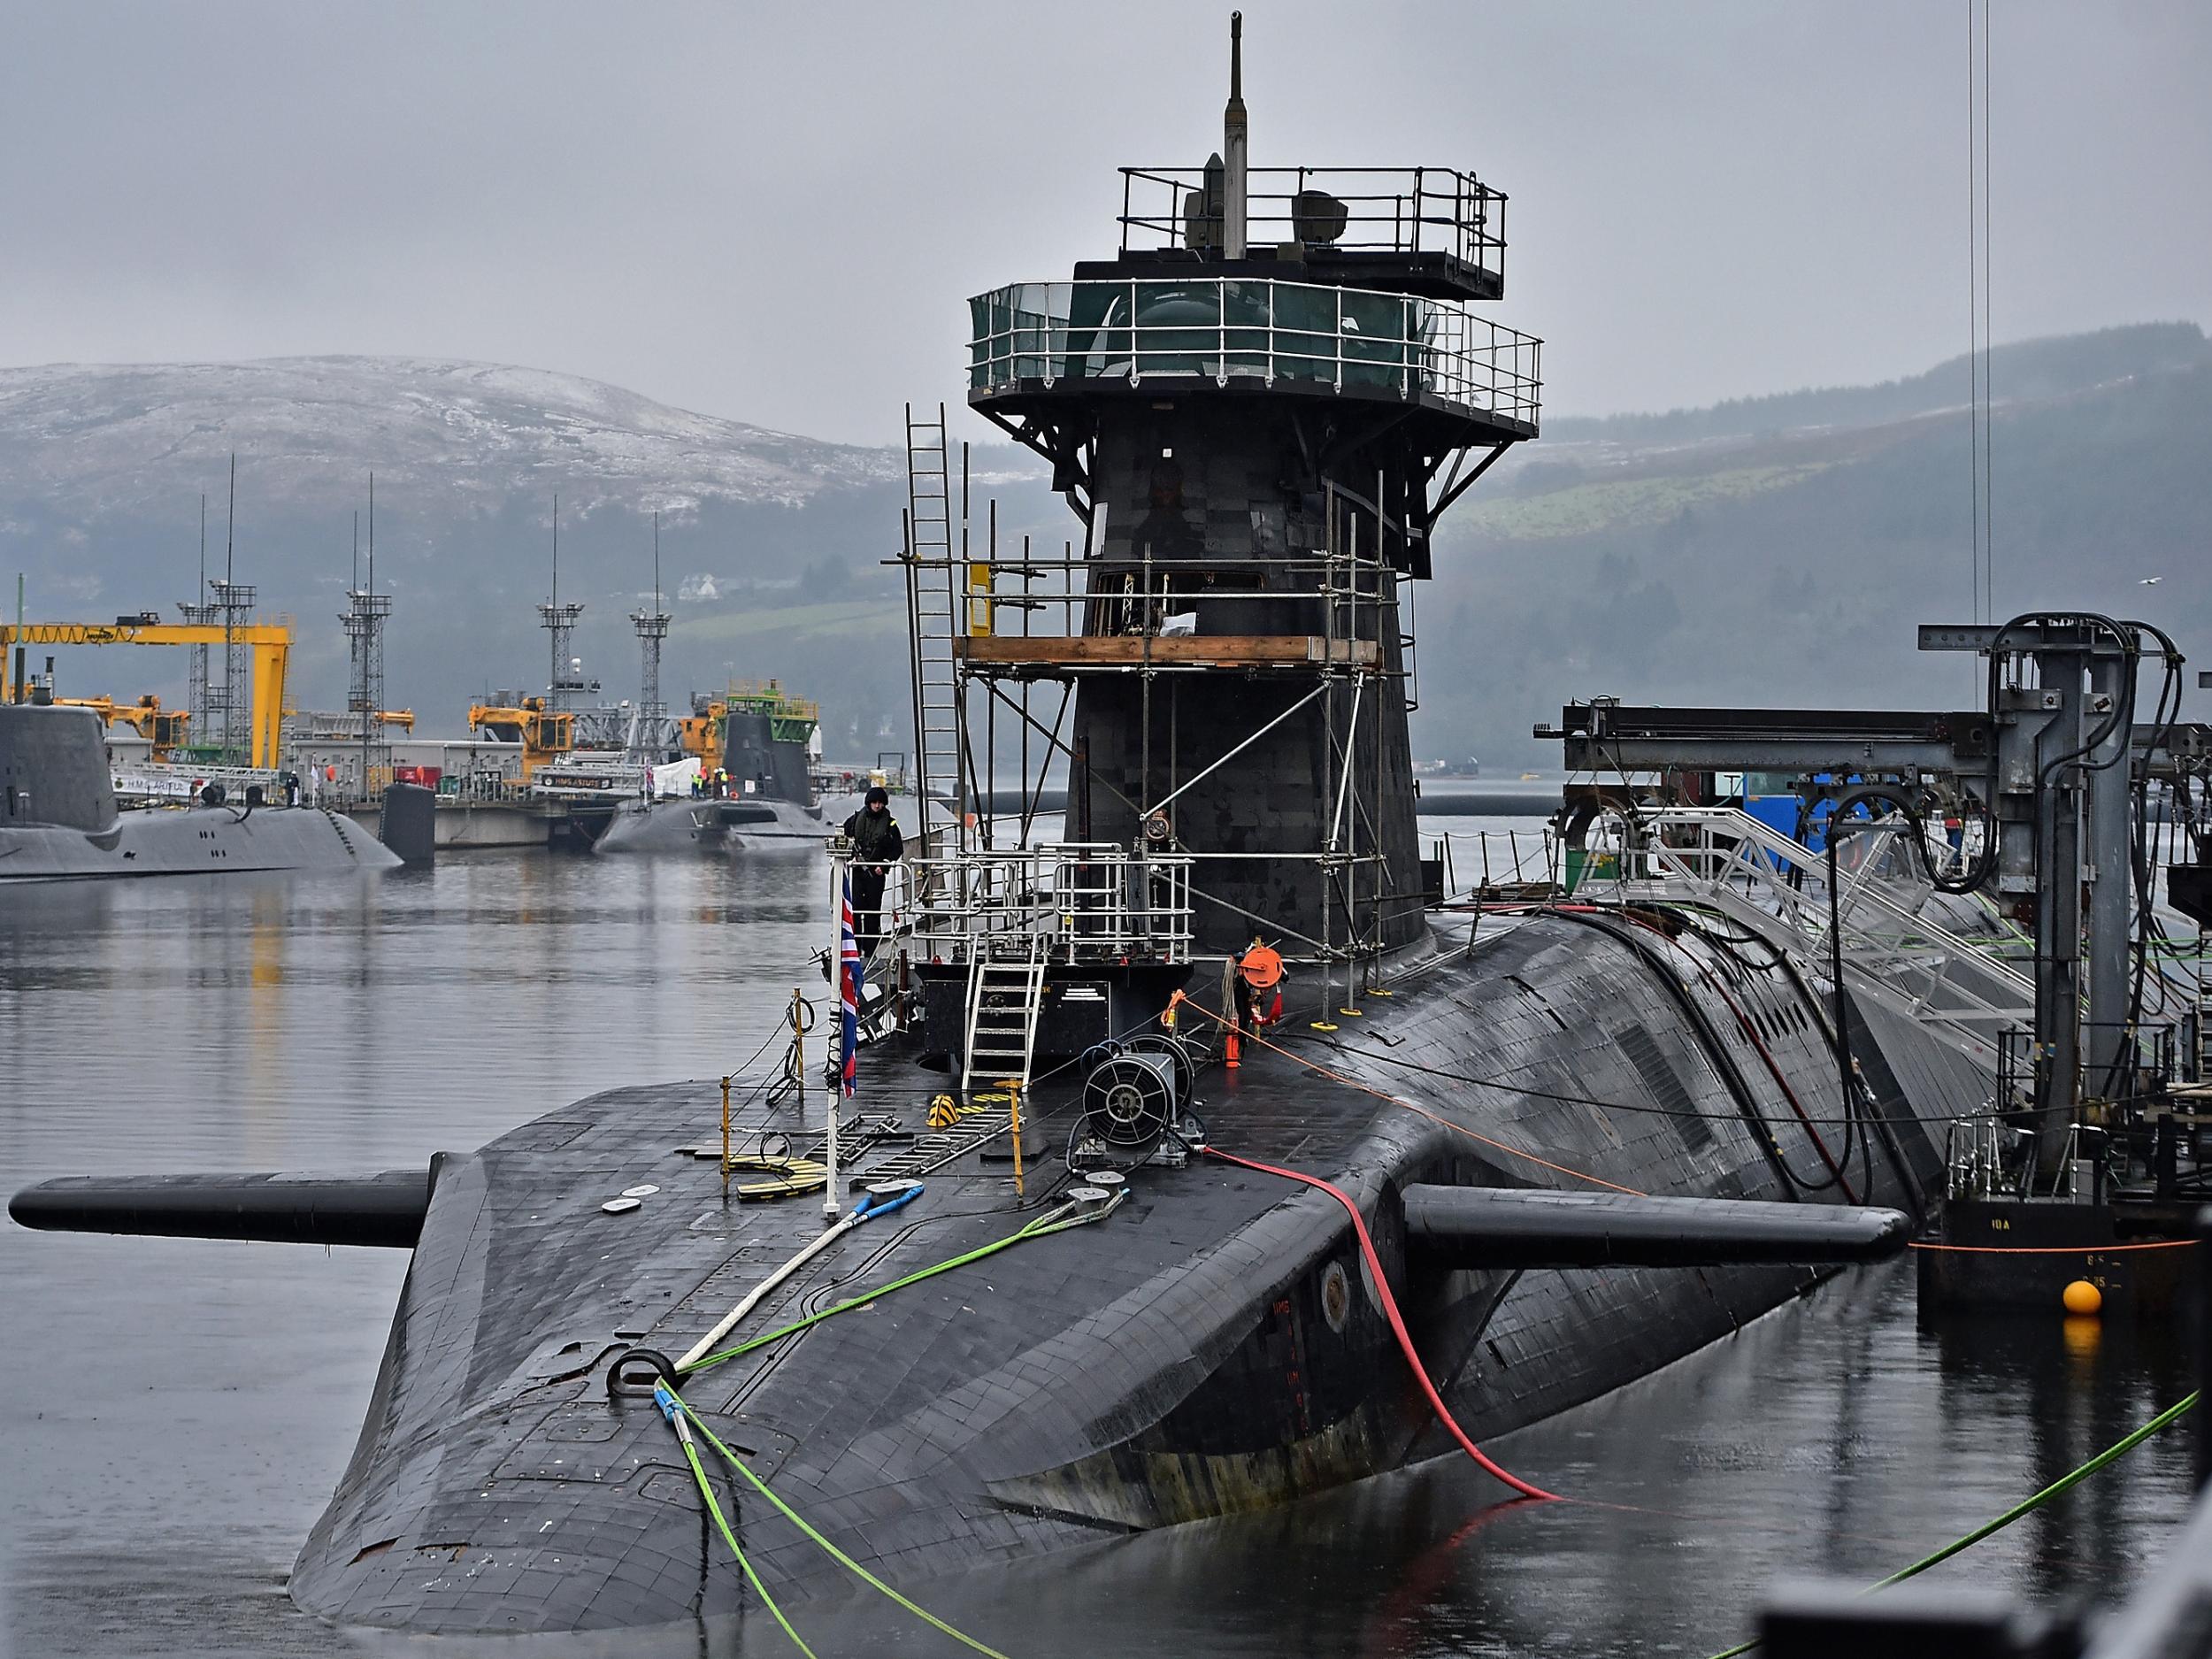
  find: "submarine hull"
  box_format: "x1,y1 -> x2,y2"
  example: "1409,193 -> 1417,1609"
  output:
594,795 -> 828,855
283,908 -> 1981,1637
0,703 -> 400,879
0,803 -> 400,879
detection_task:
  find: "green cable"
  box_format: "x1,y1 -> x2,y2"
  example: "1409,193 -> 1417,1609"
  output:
1704,1389 -> 2200,1659
669,1386 -> 1013,1659
682,1196 -> 1119,1376
656,1195 -> 1123,1647
679,1435 -> 820,1659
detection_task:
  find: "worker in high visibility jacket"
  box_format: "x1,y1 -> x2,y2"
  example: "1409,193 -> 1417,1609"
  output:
1225,939 -> 1284,1068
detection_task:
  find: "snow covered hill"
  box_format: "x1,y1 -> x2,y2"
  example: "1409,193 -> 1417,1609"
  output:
0,356 -> 1019,742
0,355 -> 906,522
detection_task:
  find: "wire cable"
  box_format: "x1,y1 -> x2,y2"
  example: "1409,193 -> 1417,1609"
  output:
661,1382 -> 1012,1659
1701,1388 -> 2199,1658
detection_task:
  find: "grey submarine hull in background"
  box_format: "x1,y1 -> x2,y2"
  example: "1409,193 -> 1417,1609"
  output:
594,793 -> 828,854
0,703 -> 400,879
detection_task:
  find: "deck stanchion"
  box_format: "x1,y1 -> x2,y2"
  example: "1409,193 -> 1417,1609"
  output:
825,850 -> 846,1222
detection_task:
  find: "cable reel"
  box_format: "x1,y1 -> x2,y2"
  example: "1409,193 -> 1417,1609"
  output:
1079,1048 -> 1184,1164
1119,1032 -> 1196,1101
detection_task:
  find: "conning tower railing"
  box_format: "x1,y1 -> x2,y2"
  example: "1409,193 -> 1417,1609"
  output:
968,278 -> 1540,430
907,843 -> 1194,966
1118,165 -> 1507,277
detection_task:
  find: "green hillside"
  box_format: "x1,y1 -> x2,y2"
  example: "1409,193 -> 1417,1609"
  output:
1414,325 -> 2212,771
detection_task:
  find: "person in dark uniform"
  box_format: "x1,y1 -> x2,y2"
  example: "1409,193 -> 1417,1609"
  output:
841,785 -> 903,953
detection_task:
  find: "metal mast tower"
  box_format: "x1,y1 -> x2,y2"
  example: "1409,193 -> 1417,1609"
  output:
539,495 -> 588,713
209,457 -> 253,765
630,510 -> 670,762
935,12 -> 1540,973
342,477 -> 392,795
210,578 -> 257,766
179,492 -> 218,749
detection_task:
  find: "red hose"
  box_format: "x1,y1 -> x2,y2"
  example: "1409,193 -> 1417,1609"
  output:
1200,1144 -> 1561,1502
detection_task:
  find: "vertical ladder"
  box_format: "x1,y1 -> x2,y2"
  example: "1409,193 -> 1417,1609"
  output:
961,943 -> 1046,1099
903,403 -> 966,856
2194,948 -> 2212,1083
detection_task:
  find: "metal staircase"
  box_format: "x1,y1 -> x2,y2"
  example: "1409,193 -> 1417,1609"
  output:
961,943 -> 1046,1099
902,403 -> 967,856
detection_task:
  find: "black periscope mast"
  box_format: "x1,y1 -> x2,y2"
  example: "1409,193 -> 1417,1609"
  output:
14,20 -> 2013,1643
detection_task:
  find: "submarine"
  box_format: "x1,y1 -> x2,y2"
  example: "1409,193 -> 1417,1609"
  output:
0,702 -> 400,879
12,23 -> 2001,1647
597,684 -> 831,855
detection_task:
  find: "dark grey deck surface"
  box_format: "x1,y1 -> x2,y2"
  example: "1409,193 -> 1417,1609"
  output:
288,909 -> 1977,1636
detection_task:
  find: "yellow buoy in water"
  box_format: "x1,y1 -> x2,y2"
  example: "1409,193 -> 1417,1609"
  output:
2062,1279 -> 2103,1317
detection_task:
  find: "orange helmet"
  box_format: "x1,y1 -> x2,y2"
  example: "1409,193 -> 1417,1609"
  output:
1238,943 -> 1283,988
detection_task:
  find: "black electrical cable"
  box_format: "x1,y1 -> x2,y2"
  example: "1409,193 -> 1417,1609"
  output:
2117,624 -> 2185,1076
1323,1030 -> 2179,1131
1542,905 -> 1846,1195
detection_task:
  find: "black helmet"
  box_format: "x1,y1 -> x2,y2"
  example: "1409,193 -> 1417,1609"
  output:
864,785 -> 889,806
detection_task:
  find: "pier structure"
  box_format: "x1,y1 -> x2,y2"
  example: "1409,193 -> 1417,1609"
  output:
1540,626 -> 2212,1310
902,12 -> 1540,996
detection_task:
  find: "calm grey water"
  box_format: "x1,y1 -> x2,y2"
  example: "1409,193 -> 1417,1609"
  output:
0,832 -> 2200,1658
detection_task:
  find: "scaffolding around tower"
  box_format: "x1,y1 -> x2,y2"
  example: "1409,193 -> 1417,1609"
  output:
900,466 -> 1458,990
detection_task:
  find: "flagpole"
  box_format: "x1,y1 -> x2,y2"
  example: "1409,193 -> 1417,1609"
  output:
826,844 -> 848,1221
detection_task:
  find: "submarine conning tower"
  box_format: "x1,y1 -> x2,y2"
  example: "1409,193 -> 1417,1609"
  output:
941,13 -> 1540,972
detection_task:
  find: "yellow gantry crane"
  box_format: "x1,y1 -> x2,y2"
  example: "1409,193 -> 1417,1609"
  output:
0,618 -> 293,768
55,694 -> 193,757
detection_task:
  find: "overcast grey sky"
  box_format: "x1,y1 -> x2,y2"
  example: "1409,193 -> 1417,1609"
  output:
3,1 -> 2206,447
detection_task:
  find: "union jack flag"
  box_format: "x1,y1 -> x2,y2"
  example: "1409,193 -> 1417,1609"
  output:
839,872 -> 863,1098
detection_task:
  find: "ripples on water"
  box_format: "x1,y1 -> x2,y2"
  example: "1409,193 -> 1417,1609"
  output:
0,836 -> 2198,1657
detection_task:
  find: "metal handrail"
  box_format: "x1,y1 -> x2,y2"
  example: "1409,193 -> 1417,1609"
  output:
907,843 -> 1194,966
1573,805 -> 2032,1052
1117,165 -> 1507,272
968,277 -> 1541,430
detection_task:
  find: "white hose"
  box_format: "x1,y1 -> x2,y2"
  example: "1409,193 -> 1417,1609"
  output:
676,1210 -> 861,1371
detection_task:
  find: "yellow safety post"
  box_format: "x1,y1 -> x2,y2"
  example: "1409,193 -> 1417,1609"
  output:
966,561 -> 994,637
720,1074 -> 733,1189
1007,1083 -> 1025,1199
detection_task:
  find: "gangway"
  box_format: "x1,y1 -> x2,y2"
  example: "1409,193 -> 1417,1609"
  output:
1576,804 -> 2030,1066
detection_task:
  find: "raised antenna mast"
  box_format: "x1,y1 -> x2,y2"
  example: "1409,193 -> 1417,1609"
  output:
1223,12 -> 1248,261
